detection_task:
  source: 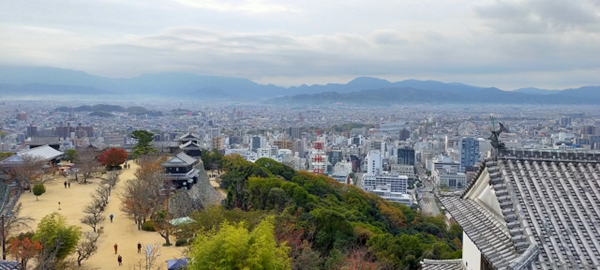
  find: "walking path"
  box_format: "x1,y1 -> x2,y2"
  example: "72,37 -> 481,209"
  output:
17,162 -> 186,269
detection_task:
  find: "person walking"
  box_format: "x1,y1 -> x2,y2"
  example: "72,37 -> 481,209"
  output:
64,181 -> 67,188
137,242 -> 142,253
117,255 -> 122,266
110,213 -> 114,223
114,243 -> 118,254
67,181 -> 71,188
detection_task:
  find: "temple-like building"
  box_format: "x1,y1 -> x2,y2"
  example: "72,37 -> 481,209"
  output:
162,152 -> 200,190
178,133 -> 202,158
425,149 -> 600,270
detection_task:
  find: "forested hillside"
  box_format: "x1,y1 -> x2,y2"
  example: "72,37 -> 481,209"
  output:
185,154 -> 462,270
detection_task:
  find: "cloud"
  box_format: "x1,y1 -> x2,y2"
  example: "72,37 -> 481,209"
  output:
474,0 -> 600,33
1,0 -> 600,89
170,0 -> 291,13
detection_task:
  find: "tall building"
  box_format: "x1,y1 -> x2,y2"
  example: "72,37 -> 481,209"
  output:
208,128 -> 221,139
15,112 -> 27,121
288,127 -> 302,140
397,147 -> 415,166
327,149 -> 343,167
26,125 -> 38,137
399,128 -> 410,141
273,140 -> 294,152
294,139 -> 305,158
366,150 -> 382,176
210,137 -> 224,151
560,116 -> 572,127
251,136 -> 261,150
460,137 -> 479,172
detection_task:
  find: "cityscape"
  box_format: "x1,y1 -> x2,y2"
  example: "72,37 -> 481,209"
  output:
2,0 -> 600,269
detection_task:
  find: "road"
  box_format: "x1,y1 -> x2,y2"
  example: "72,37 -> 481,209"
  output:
416,163 -> 441,216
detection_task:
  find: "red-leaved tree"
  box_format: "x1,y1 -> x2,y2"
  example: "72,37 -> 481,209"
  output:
9,237 -> 43,269
98,148 -> 128,168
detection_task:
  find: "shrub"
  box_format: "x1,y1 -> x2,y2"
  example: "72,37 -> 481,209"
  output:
141,220 -> 156,231
175,238 -> 188,247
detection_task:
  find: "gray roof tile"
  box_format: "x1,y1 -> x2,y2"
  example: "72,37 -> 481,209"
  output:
445,150 -> 600,269
420,259 -> 464,270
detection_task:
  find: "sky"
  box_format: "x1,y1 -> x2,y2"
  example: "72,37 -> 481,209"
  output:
1,0 -> 599,89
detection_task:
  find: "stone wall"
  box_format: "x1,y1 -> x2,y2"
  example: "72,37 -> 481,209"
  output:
169,159 -> 222,218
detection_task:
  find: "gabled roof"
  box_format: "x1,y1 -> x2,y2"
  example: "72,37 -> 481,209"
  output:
178,133 -> 199,140
162,152 -> 196,167
0,155 -> 24,166
179,141 -> 201,149
18,145 -> 63,160
441,149 -> 600,269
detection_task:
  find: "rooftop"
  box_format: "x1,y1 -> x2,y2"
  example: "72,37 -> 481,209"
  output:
440,149 -> 600,269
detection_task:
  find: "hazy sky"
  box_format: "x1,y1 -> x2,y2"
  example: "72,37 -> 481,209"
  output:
1,0 -> 599,89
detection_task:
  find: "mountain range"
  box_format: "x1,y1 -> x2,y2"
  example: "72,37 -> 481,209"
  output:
0,65 -> 599,105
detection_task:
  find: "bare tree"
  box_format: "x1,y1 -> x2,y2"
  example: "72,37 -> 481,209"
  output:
75,150 -> 101,184
101,172 -> 120,188
119,156 -> 166,230
7,155 -> 46,190
80,203 -> 105,233
94,185 -> 111,206
74,228 -> 102,266
129,243 -> 162,270
4,203 -> 35,237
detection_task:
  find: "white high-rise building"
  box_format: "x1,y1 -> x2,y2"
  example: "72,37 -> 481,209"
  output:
366,150 -> 382,176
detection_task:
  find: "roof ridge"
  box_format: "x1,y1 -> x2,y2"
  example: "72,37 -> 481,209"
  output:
460,159 -> 488,198
495,159 -> 531,255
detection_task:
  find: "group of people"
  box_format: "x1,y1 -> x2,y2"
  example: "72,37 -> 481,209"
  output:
114,242 -> 143,266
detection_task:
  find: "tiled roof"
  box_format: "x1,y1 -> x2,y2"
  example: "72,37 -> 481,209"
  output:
439,195 -> 520,269
442,149 -> 600,270
162,152 -> 196,166
502,158 -> 600,269
178,133 -> 199,140
179,141 -> 201,149
18,145 -> 63,160
421,259 -> 464,270
0,261 -> 18,270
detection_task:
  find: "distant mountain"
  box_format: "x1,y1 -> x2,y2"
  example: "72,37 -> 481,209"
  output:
0,83 -> 113,96
513,87 -> 560,95
267,87 -> 592,105
55,104 -> 162,116
1,66 -> 599,104
557,86 -> 600,100
0,66 -> 285,98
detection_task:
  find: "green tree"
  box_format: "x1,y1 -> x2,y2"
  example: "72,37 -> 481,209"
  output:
0,130 -> 6,139
33,212 -> 82,264
64,149 -> 78,162
131,130 -> 157,159
189,217 -> 291,270
32,183 -> 46,201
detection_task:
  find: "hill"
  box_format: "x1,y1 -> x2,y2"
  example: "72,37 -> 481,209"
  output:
267,86 -> 592,105
1,66 -> 599,104
186,153 -> 463,270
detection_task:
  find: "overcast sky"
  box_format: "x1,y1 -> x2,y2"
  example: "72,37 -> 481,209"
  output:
1,0 -> 599,89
